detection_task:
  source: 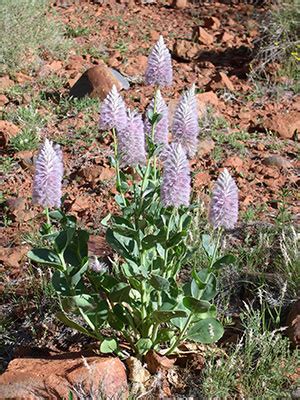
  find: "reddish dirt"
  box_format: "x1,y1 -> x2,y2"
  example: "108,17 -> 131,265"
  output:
0,0 -> 299,368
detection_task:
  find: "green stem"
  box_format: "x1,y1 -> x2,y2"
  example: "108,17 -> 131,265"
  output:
165,228 -> 223,355
151,88 -> 158,182
45,207 -> 50,226
112,127 -> 126,206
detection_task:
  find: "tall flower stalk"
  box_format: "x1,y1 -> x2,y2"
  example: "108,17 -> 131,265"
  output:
145,35 -> 173,87
172,84 -> 199,158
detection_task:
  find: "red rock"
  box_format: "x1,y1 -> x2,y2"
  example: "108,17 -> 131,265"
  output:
224,156 -> 243,170
124,55 -> 148,76
287,300 -> 300,347
48,60 -> 63,72
88,235 -> 111,257
15,72 -> 32,84
174,40 -> 200,60
213,71 -> 234,91
150,30 -> 160,41
145,350 -> 175,374
0,245 -> 30,269
0,120 -> 20,148
198,27 -> 214,45
197,139 -> 215,156
203,16 -> 221,30
69,63 -> 122,100
264,112 -> 300,140
0,94 -> 9,106
66,55 -> 85,71
220,32 -> 234,43
196,91 -> 219,107
194,172 -> 211,188
0,354 -> 128,399
0,75 -> 14,92
172,0 -> 187,8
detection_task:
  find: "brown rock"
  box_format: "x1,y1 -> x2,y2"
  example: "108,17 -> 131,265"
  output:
124,55 -> 148,76
172,0 -> 187,8
196,91 -> 219,107
15,72 -> 32,84
0,120 -> 20,148
0,245 -> 30,269
197,139 -> 215,156
174,40 -> 200,60
198,27 -> 214,45
262,155 -> 292,169
213,71 -> 234,91
287,300 -> 300,347
194,172 -> 211,188
219,31 -> 234,43
69,63 -> 122,100
145,350 -> 175,374
0,94 -> 9,106
88,235 -> 111,257
264,112 -> 300,139
204,16 -> 221,30
224,156 -> 243,170
0,75 -> 14,92
0,354 -> 128,399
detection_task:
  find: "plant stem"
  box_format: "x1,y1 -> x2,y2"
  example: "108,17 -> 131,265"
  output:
151,88 -> 158,182
112,127 -> 126,206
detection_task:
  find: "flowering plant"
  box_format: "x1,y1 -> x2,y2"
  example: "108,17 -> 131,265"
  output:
28,37 -> 238,357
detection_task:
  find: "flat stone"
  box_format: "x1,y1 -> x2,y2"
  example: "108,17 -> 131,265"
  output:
262,155 -> 292,169
287,300 -> 300,347
69,62 -> 123,100
0,75 -> 14,92
198,27 -> 214,45
0,353 -> 128,399
196,91 -> 219,108
264,112 -> 300,140
0,120 -> 20,148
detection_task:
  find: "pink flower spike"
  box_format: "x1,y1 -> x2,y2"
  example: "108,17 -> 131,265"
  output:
99,85 -> 127,131
32,139 -> 63,209
145,35 -> 173,87
209,168 -> 239,230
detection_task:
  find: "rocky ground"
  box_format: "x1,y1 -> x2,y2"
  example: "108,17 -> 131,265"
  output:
0,0 -> 299,398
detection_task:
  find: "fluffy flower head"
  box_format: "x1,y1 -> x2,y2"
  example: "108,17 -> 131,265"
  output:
32,139 -> 63,208
99,85 -> 127,131
89,256 -> 108,273
118,110 -> 146,167
209,168 -> 239,229
161,143 -> 191,208
145,35 -> 173,87
172,84 -> 199,158
145,89 -> 169,145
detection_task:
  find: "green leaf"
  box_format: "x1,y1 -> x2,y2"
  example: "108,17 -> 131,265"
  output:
70,258 -> 89,287
150,274 -> 170,291
187,318 -> 224,344
54,229 -> 75,254
183,297 -> 211,313
48,209 -> 64,220
213,254 -> 236,270
52,271 -> 70,295
100,338 -> 118,354
56,311 -> 98,339
154,328 -> 174,344
202,234 -> 216,257
101,213 -> 111,227
109,283 -> 131,302
106,228 -> 136,262
191,268 -> 207,291
152,310 -> 187,323
136,338 -> 152,355
76,230 -> 89,259
27,248 -> 61,267
191,270 -> 217,301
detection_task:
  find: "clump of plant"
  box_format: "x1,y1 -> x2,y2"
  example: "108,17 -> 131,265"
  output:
201,303 -> 299,398
28,36 -> 239,357
0,0 -> 70,73
251,0 -> 300,83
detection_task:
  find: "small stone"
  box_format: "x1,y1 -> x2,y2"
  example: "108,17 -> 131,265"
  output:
215,71 -> 234,91
0,353 -> 128,399
0,120 -> 20,148
172,0 -> 187,9
194,172 -> 211,188
0,75 -> 14,92
0,245 -> 30,269
203,16 -> 221,30
198,27 -> 214,45
197,139 -> 215,156
174,40 -> 201,60
0,94 -> 9,106
69,63 -> 123,100
219,31 -> 234,43
196,91 -> 219,107
262,155 -> 292,169
264,112 -> 300,140
286,300 -> 300,347
15,72 -> 32,84
224,156 -> 243,170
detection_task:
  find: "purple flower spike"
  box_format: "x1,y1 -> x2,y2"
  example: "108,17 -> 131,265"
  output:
172,84 -> 199,158
161,143 -> 191,208
89,256 -> 108,273
32,139 -> 63,209
145,35 -> 173,87
99,85 -> 127,131
209,168 -> 239,230
145,89 -> 169,145
118,110 -> 146,168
